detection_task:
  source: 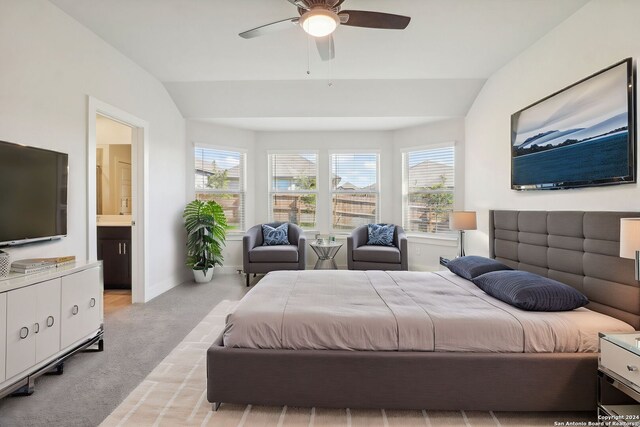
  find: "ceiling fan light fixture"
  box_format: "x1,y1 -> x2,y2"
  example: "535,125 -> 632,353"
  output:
300,9 -> 340,37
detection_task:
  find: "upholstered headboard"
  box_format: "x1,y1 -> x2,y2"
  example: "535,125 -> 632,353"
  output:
489,210 -> 640,329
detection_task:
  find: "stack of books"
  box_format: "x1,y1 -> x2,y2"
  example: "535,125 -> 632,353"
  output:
11,256 -> 76,274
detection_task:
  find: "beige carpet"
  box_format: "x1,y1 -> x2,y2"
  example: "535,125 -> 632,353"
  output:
100,300 -> 596,427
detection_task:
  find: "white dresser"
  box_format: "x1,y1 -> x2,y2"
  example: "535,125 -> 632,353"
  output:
0,261 -> 104,398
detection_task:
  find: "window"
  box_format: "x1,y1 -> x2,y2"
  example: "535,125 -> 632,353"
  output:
268,152 -> 318,229
403,146 -> 455,234
330,152 -> 379,230
194,146 -> 246,231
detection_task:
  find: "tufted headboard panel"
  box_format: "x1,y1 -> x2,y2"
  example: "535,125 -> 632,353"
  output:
489,210 -> 640,329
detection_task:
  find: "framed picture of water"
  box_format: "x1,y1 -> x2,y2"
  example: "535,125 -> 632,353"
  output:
511,58 -> 635,190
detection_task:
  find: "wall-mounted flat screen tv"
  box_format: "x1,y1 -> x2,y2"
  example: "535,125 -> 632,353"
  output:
0,141 -> 68,246
511,58 -> 635,190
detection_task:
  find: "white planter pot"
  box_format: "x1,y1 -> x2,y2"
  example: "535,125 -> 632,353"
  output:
193,268 -> 214,283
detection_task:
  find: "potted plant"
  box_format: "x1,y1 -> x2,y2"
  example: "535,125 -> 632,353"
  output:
183,199 -> 228,283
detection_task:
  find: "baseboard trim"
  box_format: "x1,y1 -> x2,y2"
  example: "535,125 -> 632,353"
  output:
146,272 -> 189,302
215,266 -> 243,275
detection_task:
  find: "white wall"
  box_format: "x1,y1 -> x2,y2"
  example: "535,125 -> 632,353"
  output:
0,0 -> 188,299
465,0 -> 640,256
187,120 -> 465,271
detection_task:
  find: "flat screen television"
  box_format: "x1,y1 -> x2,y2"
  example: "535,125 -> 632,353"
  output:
511,58 -> 636,190
0,141 -> 68,246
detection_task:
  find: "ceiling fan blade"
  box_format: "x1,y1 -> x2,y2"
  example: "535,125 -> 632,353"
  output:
315,35 -> 335,61
285,0 -> 309,10
340,10 -> 411,30
239,17 -> 300,39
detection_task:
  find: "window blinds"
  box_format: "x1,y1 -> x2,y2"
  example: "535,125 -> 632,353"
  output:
330,153 -> 380,230
268,153 -> 318,229
403,146 -> 455,234
194,147 -> 245,231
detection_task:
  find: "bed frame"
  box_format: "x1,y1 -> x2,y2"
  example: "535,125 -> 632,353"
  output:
207,210 -> 640,411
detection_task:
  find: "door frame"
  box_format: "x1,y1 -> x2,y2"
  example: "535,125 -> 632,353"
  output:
87,96 -> 149,303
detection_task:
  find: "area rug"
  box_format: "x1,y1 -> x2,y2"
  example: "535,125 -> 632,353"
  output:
100,300 -> 596,427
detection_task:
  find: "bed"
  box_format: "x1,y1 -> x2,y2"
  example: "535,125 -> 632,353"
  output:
207,210 -> 640,411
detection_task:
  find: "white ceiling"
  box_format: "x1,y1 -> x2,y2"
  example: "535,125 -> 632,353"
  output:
49,0 -> 590,131
49,0 -> 589,82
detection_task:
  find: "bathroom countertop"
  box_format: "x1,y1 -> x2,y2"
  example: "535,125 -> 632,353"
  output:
97,215 -> 132,227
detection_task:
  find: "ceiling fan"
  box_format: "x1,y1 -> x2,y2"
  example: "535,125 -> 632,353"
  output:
239,0 -> 411,61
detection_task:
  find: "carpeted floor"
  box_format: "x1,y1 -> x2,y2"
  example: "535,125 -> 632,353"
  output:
0,273 -> 249,427
100,299 -> 597,427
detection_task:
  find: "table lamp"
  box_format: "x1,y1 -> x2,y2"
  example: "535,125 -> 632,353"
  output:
450,211 -> 477,258
620,218 -> 640,281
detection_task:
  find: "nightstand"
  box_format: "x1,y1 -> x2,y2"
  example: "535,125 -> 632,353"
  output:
598,332 -> 640,419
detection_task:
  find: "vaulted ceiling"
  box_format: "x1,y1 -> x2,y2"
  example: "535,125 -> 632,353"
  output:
49,0 -> 589,131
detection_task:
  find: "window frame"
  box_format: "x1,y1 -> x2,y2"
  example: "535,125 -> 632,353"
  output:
401,142 -> 456,237
329,150 -> 381,232
267,150 -> 320,230
193,143 -> 247,233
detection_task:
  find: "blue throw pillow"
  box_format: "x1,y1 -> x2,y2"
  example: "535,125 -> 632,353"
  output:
471,270 -> 589,312
446,256 -> 512,280
262,223 -> 289,246
367,223 -> 395,246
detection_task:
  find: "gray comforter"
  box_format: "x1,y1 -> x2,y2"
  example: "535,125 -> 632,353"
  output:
223,270 -> 633,352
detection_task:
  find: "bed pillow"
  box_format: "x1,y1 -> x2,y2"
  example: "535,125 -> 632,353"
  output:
262,223 -> 289,246
367,223 -> 395,246
472,270 -> 589,312
446,256 -> 512,280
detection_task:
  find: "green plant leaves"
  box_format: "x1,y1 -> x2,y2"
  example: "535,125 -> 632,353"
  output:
183,199 -> 228,275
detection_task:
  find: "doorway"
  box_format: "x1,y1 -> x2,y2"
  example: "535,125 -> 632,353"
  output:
96,115 -> 133,313
87,97 -> 149,305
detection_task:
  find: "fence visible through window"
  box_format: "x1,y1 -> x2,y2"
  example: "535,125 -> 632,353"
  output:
330,153 -> 379,230
194,147 -> 246,231
403,146 -> 455,235
268,152 -> 318,229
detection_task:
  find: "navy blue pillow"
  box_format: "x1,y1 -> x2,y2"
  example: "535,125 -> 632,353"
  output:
446,256 -> 512,280
472,270 -> 589,312
262,223 -> 289,246
367,224 -> 395,246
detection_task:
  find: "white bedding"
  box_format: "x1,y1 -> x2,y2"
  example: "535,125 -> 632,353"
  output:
223,270 -> 633,352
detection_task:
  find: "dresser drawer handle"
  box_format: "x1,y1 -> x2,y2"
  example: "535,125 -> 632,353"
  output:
47,316 -> 55,327
627,365 -> 638,372
90,298 -> 96,308
19,327 -> 29,339
34,323 -> 40,334
72,305 -> 79,315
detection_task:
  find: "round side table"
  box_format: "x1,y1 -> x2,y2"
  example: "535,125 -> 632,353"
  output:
309,241 -> 342,270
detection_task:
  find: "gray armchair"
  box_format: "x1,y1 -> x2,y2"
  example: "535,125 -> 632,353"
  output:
243,222 -> 306,286
347,224 -> 408,271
